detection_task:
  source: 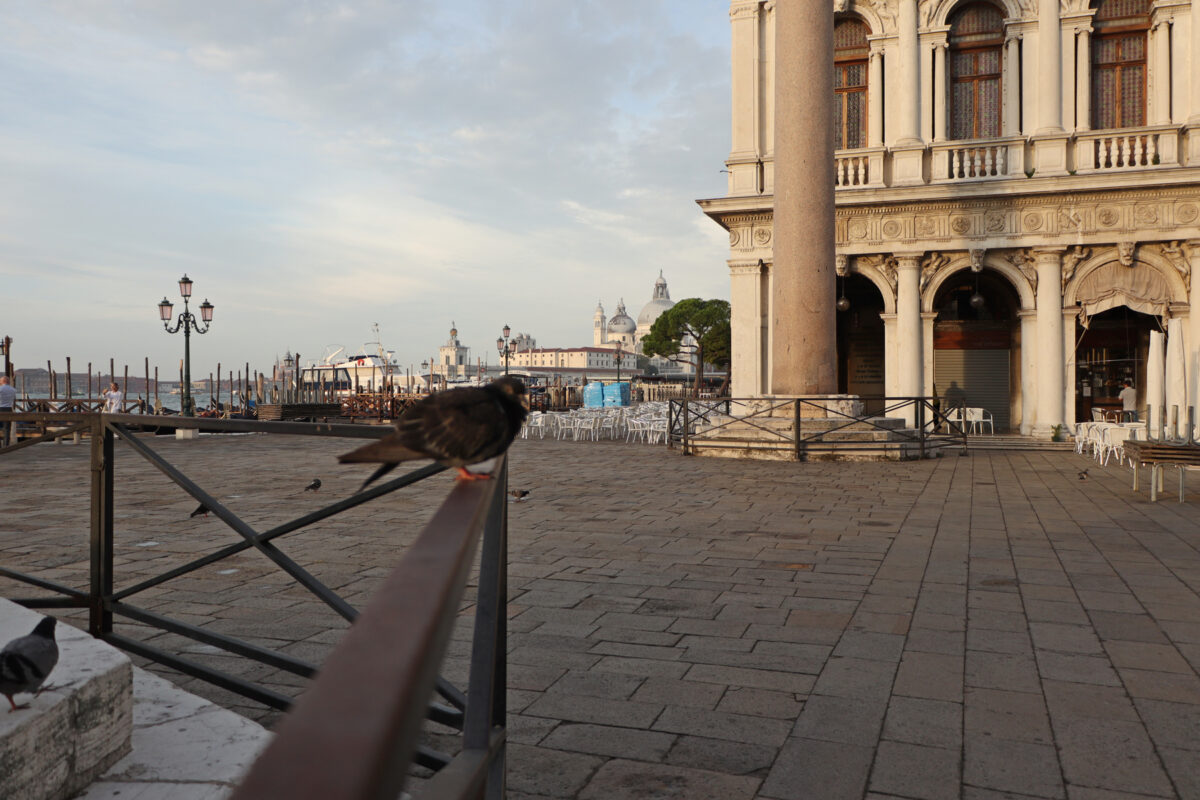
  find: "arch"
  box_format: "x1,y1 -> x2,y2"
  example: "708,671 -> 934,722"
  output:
1064,248 -> 1188,313
921,253 -> 1035,313
836,0 -> 886,36
850,261 -> 897,314
924,0 -> 1023,29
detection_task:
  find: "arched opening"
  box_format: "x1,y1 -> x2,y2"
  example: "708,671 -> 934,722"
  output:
1073,305 -> 1158,421
948,3 -> 1004,140
932,269 -> 1022,431
834,17 -> 870,150
836,273 -> 886,402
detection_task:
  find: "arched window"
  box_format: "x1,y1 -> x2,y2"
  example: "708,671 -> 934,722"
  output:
948,3 -> 1004,140
834,18 -> 869,150
1091,0 -> 1149,129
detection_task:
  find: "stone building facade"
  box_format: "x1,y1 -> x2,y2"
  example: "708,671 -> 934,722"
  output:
699,0 -> 1200,434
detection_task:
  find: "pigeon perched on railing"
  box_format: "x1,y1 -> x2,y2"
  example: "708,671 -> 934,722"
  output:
340,377 -> 527,489
1,617 -> 59,712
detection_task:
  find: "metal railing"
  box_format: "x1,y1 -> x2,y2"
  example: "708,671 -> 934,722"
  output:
668,396 -> 968,459
0,411 -> 508,799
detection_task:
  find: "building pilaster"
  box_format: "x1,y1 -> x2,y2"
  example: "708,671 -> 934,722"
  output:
1018,309 -> 1037,435
1033,247 -> 1067,437
895,254 -> 924,425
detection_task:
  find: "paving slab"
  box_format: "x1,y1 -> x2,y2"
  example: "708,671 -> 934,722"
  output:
3,435 -> 1200,798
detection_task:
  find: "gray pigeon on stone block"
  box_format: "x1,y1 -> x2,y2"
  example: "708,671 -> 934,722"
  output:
0,616 -> 59,712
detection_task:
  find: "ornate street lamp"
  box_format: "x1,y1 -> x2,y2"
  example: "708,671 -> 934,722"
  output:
421,360 -> 431,392
158,274 -> 214,416
615,341 -> 624,384
497,324 -> 516,376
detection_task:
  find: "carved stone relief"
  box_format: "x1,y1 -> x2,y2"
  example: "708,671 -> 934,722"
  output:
835,254 -> 849,277
1155,241 -> 1190,293
920,252 -> 949,293
969,249 -> 986,273
1117,241 -> 1137,267
1061,245 -> 1091,292
1005,250 -> 1037,295
859,255 -> 898,295
1177,203 -> 1199,224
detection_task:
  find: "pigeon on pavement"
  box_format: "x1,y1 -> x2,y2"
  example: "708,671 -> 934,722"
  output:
303,479 -> 322,492
1078,469 -> 1089,480
339,377 -> 527,489
190,502 -> 210,518
509,489 -> 531,502
0,617 -> 59,712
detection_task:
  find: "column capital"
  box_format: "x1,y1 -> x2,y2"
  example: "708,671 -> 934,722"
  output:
893,251 -> 925,267
1032,246 -> 1068,262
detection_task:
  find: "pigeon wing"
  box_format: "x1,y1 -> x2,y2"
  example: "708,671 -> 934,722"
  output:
399,387 -> 509,465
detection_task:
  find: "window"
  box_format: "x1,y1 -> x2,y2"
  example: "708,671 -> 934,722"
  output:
1091,0 -> 1149,129
948,3 -> 1004,140
834,18 -> 870,149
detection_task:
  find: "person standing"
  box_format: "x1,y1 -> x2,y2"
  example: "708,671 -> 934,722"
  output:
1118,380 -> 1138,422
0,375 -> 16,446
102,382 -> 123,413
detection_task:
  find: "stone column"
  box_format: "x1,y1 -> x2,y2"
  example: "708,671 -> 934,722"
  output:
896,254 -> 924,425
1076,27 -> 1091,131
1152,20 -> 1173,124
1038,0 -> 1063,133
1190,5 -> 1200,163
1189,241 -> 1200,430
897,0 -> 922,144
933,43 -> 948,141
1019,309 -> 1037,434
730,259 -> 768,397
1003,35 -> 1022,135
1063,308 -> 1079,427
1034,247 -> 1066,436
881,313 -> 899,397
771,0 -> 837,395
869,46 -> 884,147
922,312 -> 938,396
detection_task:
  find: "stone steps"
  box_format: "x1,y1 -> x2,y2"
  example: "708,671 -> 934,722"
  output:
688,414 -> 942,461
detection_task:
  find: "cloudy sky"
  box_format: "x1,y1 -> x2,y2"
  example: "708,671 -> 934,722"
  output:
0,0 -> 732,383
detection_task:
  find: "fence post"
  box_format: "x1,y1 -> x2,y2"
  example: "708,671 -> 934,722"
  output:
88,415 -> 114,636
793,400 -> 803,461
465,459 -> 508,798
918,399 -> 927,459
682,400 -> 690,455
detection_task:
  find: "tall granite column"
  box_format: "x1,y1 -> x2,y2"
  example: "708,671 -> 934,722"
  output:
772,0 -> 837,395
1037,0 -> 1063,133
1034,247 -> 1066,436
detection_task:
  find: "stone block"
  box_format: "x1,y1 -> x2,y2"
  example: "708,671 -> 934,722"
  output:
0,602 -> 132,800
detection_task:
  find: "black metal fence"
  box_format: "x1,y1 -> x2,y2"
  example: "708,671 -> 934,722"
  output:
0,411 -> 507,799
668,396 -> 969,459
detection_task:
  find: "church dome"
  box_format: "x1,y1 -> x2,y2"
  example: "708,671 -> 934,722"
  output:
637,271 -> 674,327
607,299 -> 636,334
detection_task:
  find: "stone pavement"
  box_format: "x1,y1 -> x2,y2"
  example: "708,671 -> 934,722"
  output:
2,432 -> 1199,798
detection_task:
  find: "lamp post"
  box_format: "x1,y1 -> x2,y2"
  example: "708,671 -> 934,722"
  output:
497,324 -> 516,377
615,341 -> 624,384
158,275 -> 214,417
421,360 -> 431,393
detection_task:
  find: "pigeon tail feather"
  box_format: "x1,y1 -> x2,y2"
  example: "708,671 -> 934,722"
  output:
338,440 -> 426,465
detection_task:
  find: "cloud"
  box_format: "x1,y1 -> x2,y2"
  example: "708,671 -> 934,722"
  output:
0,0 -> 732,375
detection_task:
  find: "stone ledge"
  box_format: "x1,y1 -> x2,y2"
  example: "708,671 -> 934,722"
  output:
78,667 -> 272,800
0,600 -> 132,800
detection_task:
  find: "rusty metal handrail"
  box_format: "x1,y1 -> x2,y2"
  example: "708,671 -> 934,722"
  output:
232,458 -> 508,800
1,412 -> 509,797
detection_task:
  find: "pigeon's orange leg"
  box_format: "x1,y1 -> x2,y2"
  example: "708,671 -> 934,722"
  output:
6,696 -> 29,712
455,468 -> 493,481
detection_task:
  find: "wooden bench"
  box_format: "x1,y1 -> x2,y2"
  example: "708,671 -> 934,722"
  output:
1122,441 -> 1200,502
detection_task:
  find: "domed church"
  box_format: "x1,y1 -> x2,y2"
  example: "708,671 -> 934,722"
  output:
593,272 -> 676,354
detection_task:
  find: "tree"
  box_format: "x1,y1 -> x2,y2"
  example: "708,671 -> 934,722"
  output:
641,298 -> 731,395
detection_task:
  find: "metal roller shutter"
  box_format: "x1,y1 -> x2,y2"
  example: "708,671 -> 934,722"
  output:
934,349 -> 1011,432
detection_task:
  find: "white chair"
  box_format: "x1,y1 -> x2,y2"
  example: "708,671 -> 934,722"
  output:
966,407 -> 994,435
942,407 -> 966,434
